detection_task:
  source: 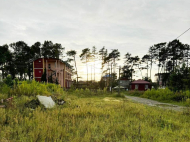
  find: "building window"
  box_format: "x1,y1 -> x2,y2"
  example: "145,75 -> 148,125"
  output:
135,85 -> 138,89
145,85 -> 148,89
48,64 -> 51,69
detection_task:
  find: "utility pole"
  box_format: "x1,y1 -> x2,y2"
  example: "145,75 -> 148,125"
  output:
118,66 -> 121,96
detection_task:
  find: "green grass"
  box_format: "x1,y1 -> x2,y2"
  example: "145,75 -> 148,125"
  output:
124,89 -> 190,107
1,94 -> 190,141
1,81 -> 190,141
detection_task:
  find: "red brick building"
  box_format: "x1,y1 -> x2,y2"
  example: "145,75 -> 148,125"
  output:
33,58 -> 72,88
131,79 -> 151,91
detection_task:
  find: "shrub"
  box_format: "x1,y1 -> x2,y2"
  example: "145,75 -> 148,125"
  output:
185,98 -> 190,107
8,80 -> 65,97
126,90 -> 144,97
142,88 -> 174,101
3,75 -> 13,87
171,91 -> 186,102
0,84 -> 11,95
71,87 -> 110,97
142,88 -> 190,102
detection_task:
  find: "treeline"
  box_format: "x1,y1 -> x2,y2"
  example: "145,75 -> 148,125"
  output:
122,39 -> 190,91
0,41 -> 64,80
1,39 -> 190,91
73,39 -> 190,91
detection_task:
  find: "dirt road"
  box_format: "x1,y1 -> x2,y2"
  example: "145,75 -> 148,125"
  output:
125,95 -> 185,111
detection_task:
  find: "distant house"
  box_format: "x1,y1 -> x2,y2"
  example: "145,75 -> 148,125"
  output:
102,74 -> 112,87
119,78 -> 130,89
33,58 -> 72,88
131,79 -> 151,91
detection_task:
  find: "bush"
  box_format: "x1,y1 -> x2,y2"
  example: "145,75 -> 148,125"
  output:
126,90 -> 144,97
7,80 -> 66,97
142,88 -> 174,101
71,87 -> 110,97
0,84 -> 11,95
3,75 -> 13,87
185,98 -> 190,107
142,88 -> 190,102
171,91 -> 186,102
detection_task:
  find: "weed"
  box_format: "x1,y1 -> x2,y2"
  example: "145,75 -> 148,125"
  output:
1,81 -> 190,141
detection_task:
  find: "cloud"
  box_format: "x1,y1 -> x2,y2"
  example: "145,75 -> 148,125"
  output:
0,0 -> 190,80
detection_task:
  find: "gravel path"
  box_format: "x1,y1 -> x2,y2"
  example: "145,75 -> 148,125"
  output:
125,95 -> 185,111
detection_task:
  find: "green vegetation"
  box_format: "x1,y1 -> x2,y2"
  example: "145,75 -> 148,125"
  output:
125,88 -> 190,106
143,88 -> 190,102
0,80 -> 65,98
124,90 -> 144,97
1,81 -> 190,141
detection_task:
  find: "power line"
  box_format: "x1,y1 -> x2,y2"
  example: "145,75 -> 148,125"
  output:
176,27 -> 190,39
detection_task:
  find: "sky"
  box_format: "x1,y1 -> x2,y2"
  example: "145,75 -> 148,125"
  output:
0,0 -> 190,81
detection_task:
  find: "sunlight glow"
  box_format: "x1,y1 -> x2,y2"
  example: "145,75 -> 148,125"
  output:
78,60 -> 103,81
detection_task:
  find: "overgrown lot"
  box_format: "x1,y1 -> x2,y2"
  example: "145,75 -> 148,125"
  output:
1,81 -> 190,141
125,88 -> 190,106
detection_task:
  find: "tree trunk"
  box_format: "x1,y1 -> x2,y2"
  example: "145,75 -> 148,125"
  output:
147,60 -> 148,78
138,65 -> 143,79
150,59 -> 152,80
91,65 -> 92,82
2,65 -> 4,79
94,58 -> 95,82
86,58 -> 88,85
74,56 -> 78,88
111,63 -> 112,93
108,62 -> 110,88
131,64 -> 134,82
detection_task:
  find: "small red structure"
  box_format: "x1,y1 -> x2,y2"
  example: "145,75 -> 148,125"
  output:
131,79 -> 151,91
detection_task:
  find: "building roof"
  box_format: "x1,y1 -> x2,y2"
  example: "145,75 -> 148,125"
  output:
33,58 -> 72,67
131,79 -> 151,84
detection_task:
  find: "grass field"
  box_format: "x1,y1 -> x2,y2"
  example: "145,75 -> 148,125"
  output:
1,81 -> 190,141
1,94 -> 190,141
124,88 -> 190,107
